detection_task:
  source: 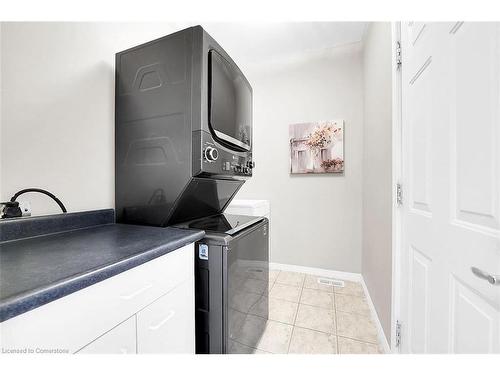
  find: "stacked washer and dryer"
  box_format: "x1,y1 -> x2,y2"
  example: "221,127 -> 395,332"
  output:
114,26 -> 269,354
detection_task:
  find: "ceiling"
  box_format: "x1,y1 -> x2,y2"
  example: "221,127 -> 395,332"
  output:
200,22 -> 367,67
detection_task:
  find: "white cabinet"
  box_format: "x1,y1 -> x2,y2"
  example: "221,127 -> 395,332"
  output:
78,316 -> 136,354
137,277 -> 195,353
0,244 -> 195,354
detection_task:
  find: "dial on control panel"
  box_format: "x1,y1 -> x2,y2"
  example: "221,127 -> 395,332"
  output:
204,146 -> 219,162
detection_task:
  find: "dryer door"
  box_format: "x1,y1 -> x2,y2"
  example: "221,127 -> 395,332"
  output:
209,50 -> 252,151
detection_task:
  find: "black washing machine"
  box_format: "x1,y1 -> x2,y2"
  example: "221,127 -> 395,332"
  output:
175,213 -> 269,354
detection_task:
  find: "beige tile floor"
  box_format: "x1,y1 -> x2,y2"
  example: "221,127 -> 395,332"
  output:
228,269 -> 385,354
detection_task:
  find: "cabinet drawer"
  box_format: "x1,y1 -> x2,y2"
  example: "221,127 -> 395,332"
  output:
0,244 -> 194,353
137,277 -> 195,353
77,316 -> 136,354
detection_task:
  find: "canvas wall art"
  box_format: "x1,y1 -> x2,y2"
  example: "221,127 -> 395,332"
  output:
289,120 -> 344,174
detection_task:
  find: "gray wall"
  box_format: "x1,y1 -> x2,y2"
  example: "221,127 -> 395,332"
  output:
361,22 -> 393,341
238,44 -> 364,272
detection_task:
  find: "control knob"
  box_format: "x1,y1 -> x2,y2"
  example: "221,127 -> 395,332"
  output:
204,147 -> 219,162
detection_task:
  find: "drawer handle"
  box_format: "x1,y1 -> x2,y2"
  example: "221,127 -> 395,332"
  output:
149,310 -> 175,331
120,283 -> 153,300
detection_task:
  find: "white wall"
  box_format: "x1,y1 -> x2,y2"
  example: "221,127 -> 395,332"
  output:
238,44 -> 364,272
0,22 -> 186,213
361,22 -> 393,341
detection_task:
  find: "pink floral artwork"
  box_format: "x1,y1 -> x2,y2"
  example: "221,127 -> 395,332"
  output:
289,120 -> 344,174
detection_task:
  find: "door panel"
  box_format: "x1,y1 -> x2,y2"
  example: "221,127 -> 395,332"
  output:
449,276 -> 498,353
408,246 -> 431,353
450,22 -> 500,231
410,22 -> 427,46
409,57 -> 433,215
400,22 -> 500,354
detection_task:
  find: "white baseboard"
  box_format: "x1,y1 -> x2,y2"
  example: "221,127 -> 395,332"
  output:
269,262 -> 363,282
269,262 -> 390,354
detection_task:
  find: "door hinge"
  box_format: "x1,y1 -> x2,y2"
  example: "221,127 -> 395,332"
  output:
396,40 -> 402,69
396,183 -> 403,206
395,320 -> 402,349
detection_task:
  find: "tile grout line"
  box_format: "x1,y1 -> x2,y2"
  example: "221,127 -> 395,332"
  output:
336,334 -> 380,346
232,338 -> 274,354
295,301 -> 335,310
334,292 -> 372,317
335,284 -> 382,351
247,269 -> 280,313
246,313 -> 295,326
292,323 -> 337,336
333,289 -> 339,353
251,271 -> 280,352
286,274 -> 305,354
236,270 -> 280,354
335,309 -> 372,318
296,274 -> 338,354
297,280 -> 336,310
282,322 -> 379,347
334,284 -> 374,353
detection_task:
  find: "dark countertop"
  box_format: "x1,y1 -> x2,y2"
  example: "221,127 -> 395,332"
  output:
0,210 -> 204,322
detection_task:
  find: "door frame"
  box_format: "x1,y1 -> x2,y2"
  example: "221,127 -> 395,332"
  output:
390,21 -> 403,353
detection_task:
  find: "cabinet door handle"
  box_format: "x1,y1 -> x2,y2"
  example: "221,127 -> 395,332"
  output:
120,283 -> 153,300
149,310 -> 175,331
471,267 -> 500,285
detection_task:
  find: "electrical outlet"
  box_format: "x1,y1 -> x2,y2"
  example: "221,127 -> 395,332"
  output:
18,201 -> 32,217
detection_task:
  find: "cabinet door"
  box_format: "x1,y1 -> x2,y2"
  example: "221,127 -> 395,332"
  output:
137,278 -> 195,353
77,316 -> 136,354
0,244 -> 194,353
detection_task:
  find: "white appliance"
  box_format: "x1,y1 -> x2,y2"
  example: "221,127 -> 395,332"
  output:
224,199 -> 270,218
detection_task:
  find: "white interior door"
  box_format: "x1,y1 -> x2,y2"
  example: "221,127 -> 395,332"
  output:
399,22 -> 500,353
